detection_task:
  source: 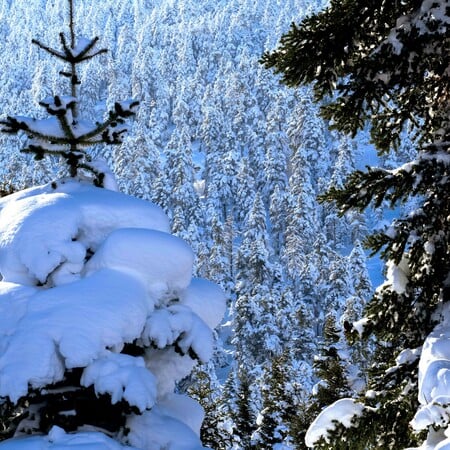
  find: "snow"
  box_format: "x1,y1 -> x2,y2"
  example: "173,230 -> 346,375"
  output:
409,303 -> 450,449
71,37 -> 96,58
125,394 -> 207,449
145,347 -> 197,397
396,347 -> 422,366
0,178 -> 224,449
40,95 -> 77,114
180,278 -> 226,329
417,304 -> 450,406
142,304 -> 213,362
385,0 -> 450,56
305,398 -> 365,447
80,352 -> 157,412
0,426 -> 136,450
0,269 -> 149,401
352,317 -> 370,336
0,179 -> 170,286
381,258 -> 410,295
126,404 -> 207,450
85,228 -> 194,304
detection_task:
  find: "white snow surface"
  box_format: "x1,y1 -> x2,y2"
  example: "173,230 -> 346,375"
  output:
410,302 -> 450,449
85,228 -> 194,304
0,179 -> 223,450
80,352 -> 158,412
383,257 -> 410,295
180,278 -> 226,329
0,426 -> 137,450
126,397 -> 206,450
305,398 -> 365,447
0,179 -> 170,286
0,269 -> 149,401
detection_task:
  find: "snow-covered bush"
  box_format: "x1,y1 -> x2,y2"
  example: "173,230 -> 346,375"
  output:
0,179 -> 225,449
0,1 -> 225,449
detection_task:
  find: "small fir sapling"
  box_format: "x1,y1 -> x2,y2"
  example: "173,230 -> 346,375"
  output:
0,0 -> 138,187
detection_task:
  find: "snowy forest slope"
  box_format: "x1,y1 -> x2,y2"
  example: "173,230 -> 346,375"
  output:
0,0 -> 417,448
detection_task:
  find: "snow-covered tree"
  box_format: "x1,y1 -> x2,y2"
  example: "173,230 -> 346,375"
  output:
264,1 -> 450,448
0,2 -> 225,449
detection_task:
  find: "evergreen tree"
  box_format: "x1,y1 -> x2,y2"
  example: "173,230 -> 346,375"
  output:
220,367 -> 259,450
164,124 -> 200,238
263,1 -> 450,448
188,361 -> 230,450
0,3 -> 223,449
268,184 -> 288,258
253,352 -> 294,448
294,315 -> 354,450
312,316 -> 352,411
202,212 -> 233,294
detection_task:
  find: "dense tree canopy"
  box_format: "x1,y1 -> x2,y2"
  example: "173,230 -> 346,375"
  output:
263,0 -> 449,448
262,0 -> 449,152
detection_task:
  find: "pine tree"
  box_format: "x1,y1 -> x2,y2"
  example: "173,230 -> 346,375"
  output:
0,0 -> 134,439
253,352 -> 293,448
312,316 -> 351,411
301,315 -> 354,450
188,362 -> 230,450
263,1 -> 450,448
234,193 -> 278,366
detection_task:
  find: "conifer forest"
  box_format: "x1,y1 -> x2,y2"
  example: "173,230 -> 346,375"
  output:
0,1 -> 448,449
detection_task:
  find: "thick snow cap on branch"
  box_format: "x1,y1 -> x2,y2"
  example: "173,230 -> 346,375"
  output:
305,398 -> 365,447
0,180 -> 170,286
84,228 -> 194,303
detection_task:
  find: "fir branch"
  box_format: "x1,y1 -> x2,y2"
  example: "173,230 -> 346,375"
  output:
56,108 -> 76,141
31,39 -> 65,60
77,162 -> 104,187
0,116 -> 72,145
59,32 -> 71,58
75,101 -> 138,143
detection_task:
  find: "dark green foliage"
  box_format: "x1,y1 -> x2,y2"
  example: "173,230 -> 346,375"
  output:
263,1 -> 449,448
187,366 -> 230,450
0,181 -> 17,198
255,353 -> 295,448
235,372 -> 257,449
286,317 -> 352,449
312,317 -> 350,411
262,0 -> 449,152
2,369 -> 136,438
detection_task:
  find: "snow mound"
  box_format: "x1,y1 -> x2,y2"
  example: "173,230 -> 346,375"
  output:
0,426 -> 136,450
142,305 -> 213,362
410,303 -> 450,448
0,178 -> 225,450
85,228 -> 194,303
126,400 -> 207,450
81,352 -> 157,412
180,278 -> 226,329
0,270 -> 148,402
0,180 -> 169,286
305,398 -> 365,447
